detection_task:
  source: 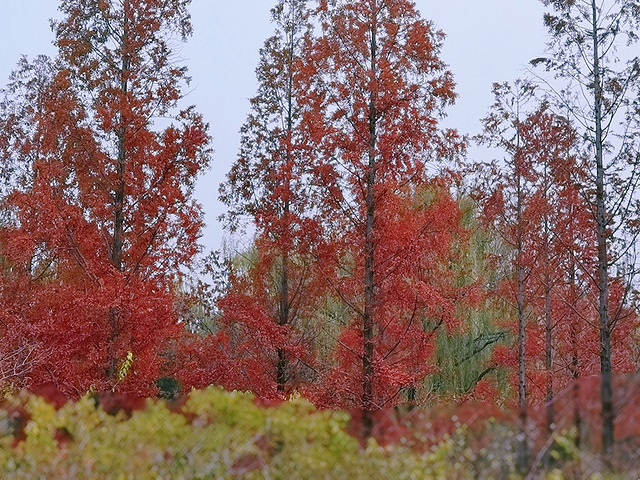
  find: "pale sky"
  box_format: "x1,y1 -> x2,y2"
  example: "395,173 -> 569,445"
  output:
0,1 -> 549,254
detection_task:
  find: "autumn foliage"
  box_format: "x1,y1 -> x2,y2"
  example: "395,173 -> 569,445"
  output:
0,0 -> 209,396
290,1 -> 472,436
0,0 -> 639,474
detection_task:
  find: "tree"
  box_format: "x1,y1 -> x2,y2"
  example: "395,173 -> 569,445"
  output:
477,80 -> 542,473
0,0 -> 209,396
534,0 -> 640,456
517,103 -> 582,435
299,0 -> 465,438
426,196 -> 510,402
477,81 -> 639,470
218,0 -> 327,397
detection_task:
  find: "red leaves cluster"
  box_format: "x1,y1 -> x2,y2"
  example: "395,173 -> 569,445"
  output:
478,93 -> 639,415
215,0 -> 473,416
291,0 -> 470,415
0,0 -> 209,397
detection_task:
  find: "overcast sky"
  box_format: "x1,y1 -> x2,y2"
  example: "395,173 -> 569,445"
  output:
0,1 -> 549,254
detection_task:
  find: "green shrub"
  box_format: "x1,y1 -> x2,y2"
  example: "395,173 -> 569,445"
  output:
4,387 -> 627,479
0,387 -> 497,479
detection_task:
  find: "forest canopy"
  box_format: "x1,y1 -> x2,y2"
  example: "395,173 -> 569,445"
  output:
1,0 -> 639,476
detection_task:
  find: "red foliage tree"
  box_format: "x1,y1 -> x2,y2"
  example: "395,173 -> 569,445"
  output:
476,81 -> 541,472
537,0 -> 640,456
0,0 -> 209,397
515,103 -> 583,420
523,104 -> 638,448
298,0 -> 466,438
217,0 -> 328,398
477,83 -> 639,468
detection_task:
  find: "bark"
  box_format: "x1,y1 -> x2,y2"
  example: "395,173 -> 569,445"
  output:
515,124 -> 529,475
544,221 -> 554,436
108,1 -> 130,381
276,8 -> 297,393
362,0 -> 378,440
111,2 -> 130,273
107,308 -> 121,380
567,257 -> 583,474
112,123 -> 126,272
569,265 -> 582,451
591,0 -> 614,456
276,253 -> 289,392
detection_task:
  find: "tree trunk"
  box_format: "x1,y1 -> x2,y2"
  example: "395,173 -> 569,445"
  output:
362,0 -> 378,441
544,222 -> 554,437
106,308 -> 121,380
276,253 -> 290,393
112,125 -> 126,272
107,2 -> 130,381
112,3 -> 130,273
570,322 -> 582,450
276,14 -> 297,394
569,250 -> 582,452
591,0 -> 614,457
515,126 -> 529,475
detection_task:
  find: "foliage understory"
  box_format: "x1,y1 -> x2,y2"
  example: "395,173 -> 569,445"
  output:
1,384 -> 638,479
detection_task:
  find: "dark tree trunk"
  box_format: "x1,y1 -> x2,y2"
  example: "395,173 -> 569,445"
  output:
276,253 -> 290,393
590,0 -> 614,457
544,226 -> 554,436
362,0 -> 378,441
515,126 -> 529,476
570,320 -> 582,451
276,9 -> 298,394
111,2 -> 130,273
107,4 -> 130,382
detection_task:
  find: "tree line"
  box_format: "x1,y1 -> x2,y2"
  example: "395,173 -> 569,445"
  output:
0,0 -> 639,473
